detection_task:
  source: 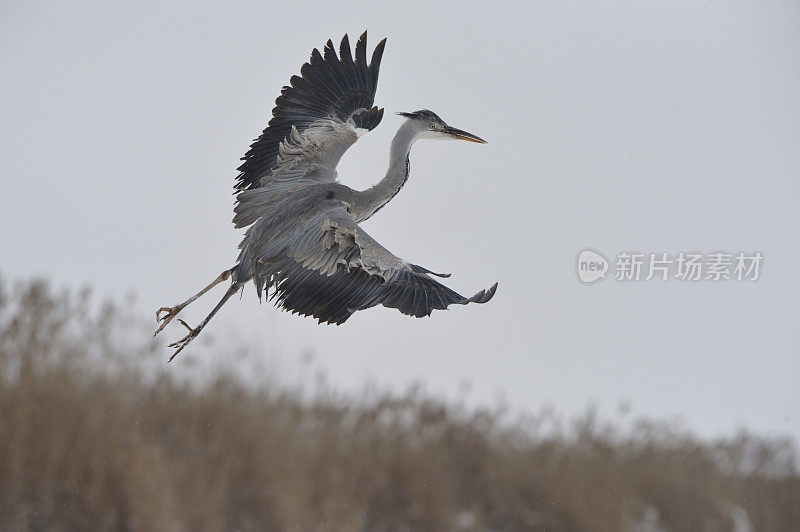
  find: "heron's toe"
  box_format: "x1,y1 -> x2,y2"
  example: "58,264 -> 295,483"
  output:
167,327 -> 198,362
154,305 -> 184,336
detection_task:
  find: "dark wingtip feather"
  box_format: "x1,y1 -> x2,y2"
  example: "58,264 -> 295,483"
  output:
355,31 -> 368,65
370,38 -> 387,70
469,282 -> 498,304
339,34 -> 351,60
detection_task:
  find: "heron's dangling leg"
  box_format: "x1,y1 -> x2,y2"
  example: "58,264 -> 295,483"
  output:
166,282 -> 240,362
154,267 -> 235,336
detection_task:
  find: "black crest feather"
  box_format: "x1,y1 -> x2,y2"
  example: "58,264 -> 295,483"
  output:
397,109 -> 443,122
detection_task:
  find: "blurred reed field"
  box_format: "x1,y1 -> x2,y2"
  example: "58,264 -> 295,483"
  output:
0,275 -> 798,531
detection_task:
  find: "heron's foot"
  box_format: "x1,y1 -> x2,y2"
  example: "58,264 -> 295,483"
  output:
154,304 -> 186,336
166,319 -> 197,362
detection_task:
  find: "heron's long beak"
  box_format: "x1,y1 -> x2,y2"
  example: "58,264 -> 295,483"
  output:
444,126 -> 487,144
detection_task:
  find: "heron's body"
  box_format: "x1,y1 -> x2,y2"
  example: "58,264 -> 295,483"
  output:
156,33 -> 497,360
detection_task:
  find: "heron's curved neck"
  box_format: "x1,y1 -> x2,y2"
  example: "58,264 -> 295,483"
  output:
353,121 -> 418,222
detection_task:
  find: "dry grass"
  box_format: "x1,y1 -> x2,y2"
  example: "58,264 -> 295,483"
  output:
0,276 -> 798,531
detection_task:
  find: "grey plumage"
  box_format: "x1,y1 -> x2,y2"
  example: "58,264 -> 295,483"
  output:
155,32 -> 497,360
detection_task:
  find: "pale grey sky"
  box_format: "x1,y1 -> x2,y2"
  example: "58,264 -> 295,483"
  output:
1,1 -> 798,440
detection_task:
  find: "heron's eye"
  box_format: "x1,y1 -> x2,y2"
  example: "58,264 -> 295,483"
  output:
429,123 -> 436,130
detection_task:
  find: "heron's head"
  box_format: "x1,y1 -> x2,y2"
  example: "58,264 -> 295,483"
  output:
397,109 -> 486,144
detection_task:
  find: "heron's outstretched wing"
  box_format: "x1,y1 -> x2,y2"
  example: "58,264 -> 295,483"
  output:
235,32 -> 385,197
244,206 -> 497,324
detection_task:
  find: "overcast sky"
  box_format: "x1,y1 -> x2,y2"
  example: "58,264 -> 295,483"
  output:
2,1 -> 798,441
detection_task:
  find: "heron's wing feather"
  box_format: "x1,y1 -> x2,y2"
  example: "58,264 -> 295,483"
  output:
251,206 -> 497,324
235,32 -> 386,195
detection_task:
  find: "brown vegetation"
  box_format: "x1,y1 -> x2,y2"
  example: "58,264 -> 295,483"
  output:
0,276 -> 798,530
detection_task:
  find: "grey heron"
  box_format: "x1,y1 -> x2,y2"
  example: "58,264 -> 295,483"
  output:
155,32 -> 497,360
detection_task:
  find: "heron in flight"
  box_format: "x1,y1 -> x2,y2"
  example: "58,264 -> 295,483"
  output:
155,32 -> 497,360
